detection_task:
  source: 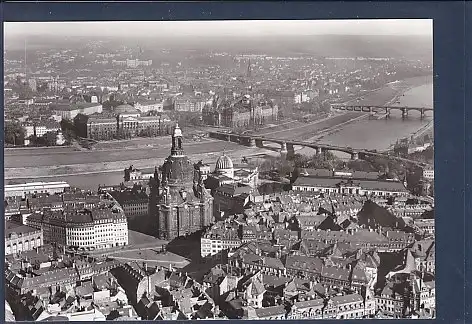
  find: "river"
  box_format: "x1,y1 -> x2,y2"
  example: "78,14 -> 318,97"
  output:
305,77 -> 433,158
5,76 -> 433,190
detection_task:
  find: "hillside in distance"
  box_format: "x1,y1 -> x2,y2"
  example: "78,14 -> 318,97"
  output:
5,34 -> 432,62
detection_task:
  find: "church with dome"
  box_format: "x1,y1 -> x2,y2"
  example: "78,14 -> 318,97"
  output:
198,151 -> 259,220
204,152 -> 259,192
148,124 -> 214,240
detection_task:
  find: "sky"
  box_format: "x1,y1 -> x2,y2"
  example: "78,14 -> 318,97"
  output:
5,19 -> 432,38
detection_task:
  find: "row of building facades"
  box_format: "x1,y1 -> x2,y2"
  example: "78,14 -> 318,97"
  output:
5,189 -> 129,254
4,124 -> 435,320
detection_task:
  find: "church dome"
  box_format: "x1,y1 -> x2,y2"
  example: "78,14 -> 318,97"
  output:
215,153 -> 234,171
161,155 -> 194,185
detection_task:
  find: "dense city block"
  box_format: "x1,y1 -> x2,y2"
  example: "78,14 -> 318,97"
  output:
4,20 -> 434,321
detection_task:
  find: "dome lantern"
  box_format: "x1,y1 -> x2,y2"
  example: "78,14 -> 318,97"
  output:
171,123 -> 184,157
173,122 -> 182,138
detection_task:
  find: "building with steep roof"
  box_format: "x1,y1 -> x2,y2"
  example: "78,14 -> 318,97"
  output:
410,272 -> 435,313
327,293 -> 365,319
148,124 -> 214,240
375,281 -> 407,319
287,298 -> 325,320
202,94 -> 278,128
413,218 -> 435,238
240,253 -> 286,277
242,272 -> 266,308
5,220 -> 44,256
25,203 -> 128,250
409,239 -> 435,274
108,184 -> 149,233
285,255 -> 323,280
243,304 -> 286,320
201,221 -> 241,257
292,168 -> 408,197
213,183 -> 257,220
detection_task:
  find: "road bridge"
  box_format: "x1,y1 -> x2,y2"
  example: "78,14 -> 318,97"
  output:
330,104 -> 433,119
208,131 -> 428,168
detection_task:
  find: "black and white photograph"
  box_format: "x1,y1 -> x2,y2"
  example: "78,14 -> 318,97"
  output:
4,19 -> 434,321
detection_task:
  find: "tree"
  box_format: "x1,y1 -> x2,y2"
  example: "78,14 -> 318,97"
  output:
29,135 -> 47,147
5,121 -> 26,146
276,159 -> 294,177
73,113 -> 89,138
347,160 -> 375,172
62,128 -> 75,144
60,118 -> 74,131
43,131 -> 57,147
288,153 -> 311,168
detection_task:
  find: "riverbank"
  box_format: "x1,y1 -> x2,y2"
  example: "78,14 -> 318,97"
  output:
5,75 -> 432,184
4,147 -> 270,180
309,78 -> 429,144
308,113 -> 370,142
320,77 -> 433,154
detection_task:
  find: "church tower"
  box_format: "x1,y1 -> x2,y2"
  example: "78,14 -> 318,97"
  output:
149,123 -> 214,240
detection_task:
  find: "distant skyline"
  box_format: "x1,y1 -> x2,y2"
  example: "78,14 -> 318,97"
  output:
5,19 -> 432,38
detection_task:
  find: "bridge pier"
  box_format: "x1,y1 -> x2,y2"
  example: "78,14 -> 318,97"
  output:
248,138 -> 256,147
255,139 -> 264,148
280,142 -> 288,159
287,143 -> 295,159
351,152 -> 359,160
420,109 -> 425,119
386,109 -> 391,119
401,108 -> 408,119
315,147 -> 323,155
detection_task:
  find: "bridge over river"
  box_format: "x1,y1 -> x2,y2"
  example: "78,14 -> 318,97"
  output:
208,131 -> 428,168
330,104 -> 433,119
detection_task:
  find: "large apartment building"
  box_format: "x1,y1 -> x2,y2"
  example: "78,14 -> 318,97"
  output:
26,208 -> 128,250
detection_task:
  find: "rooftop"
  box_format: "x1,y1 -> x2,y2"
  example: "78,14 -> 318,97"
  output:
5,221 -> 40,238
